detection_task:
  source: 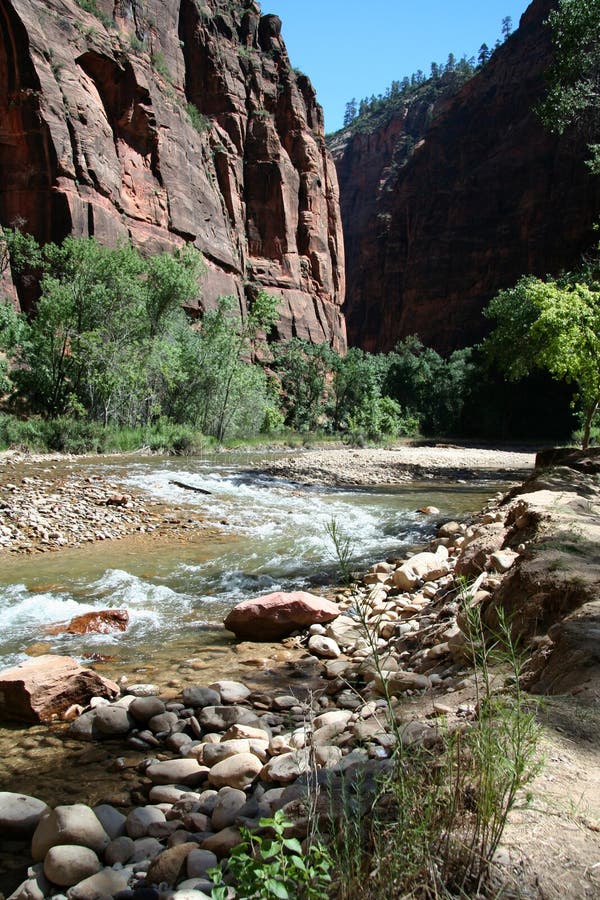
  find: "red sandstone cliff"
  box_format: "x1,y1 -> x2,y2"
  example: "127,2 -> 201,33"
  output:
0,0 -> 346,348
330,0 -> 600,354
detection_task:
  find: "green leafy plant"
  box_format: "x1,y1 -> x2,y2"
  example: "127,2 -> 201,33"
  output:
75,0 -> 113,29
483,275 -> 600,448
330,579 -> 541,898
186,102 -> 210,133
129,33 -> 144,52
537,0 -> 600,173
209,810 -> 333,899
151,51 -> 173,83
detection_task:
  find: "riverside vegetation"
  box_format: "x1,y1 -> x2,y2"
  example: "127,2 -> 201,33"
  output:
1,228 -> 598,454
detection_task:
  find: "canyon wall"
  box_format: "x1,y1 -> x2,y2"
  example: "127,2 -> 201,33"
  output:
331,0 -> 600,354
0,0 -> 346,348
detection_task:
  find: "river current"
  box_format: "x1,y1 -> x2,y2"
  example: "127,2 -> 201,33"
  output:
0,452 -> 507,680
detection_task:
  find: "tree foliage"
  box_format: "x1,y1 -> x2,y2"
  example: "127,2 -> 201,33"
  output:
483,275 -> 600,447
0,233 -> 585,450
168,292 -> 279,440
383,337 -> 475,436
538,0 -> 600,172
0,234 -> 204,424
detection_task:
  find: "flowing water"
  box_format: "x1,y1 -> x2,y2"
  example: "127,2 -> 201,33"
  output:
0,452 -> 524,893
0,452 -> 512,684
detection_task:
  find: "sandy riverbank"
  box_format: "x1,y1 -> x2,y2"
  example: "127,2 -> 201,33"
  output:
255,444 -> 536,486
0,451 -> 211,555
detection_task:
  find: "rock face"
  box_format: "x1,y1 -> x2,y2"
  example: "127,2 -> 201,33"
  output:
330,0 -> 600,353
0,0 -> 345,349
0,654 -> 120,722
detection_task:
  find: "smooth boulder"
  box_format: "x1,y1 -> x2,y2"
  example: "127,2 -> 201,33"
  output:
207,753 -> 263,790
392,548 -> 450,591
224,591 -> 340,640
0,792 -> 49,838
32,804 -> 110,861
43,845 -> 100,887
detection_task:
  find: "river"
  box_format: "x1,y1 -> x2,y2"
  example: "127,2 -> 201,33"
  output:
0,452 -> 511,686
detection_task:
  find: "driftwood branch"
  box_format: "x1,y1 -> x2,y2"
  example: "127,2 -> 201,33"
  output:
169,479 -> 212,496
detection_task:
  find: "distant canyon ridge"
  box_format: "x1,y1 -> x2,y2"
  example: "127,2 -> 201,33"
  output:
0,0 -> 599,355
329,0 -> 600,353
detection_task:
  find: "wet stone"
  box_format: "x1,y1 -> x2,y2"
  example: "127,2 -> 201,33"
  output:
129,697 -> 166,722
182,686 -> 221,709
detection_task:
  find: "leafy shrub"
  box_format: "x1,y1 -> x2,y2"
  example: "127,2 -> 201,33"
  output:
151,51 -> 172,82
331,585 -> 541,898
75,0 -> 113,29
261,406 -> 285,435
0,414 -> 105,453
209,810 -> 333,900
187,103 -> 210,133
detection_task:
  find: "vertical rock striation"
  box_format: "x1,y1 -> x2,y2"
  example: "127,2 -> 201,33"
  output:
0,0 -> 345,348
330,0 -> 600,354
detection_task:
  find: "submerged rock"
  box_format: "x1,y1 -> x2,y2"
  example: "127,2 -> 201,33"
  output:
44,610 -> 129,636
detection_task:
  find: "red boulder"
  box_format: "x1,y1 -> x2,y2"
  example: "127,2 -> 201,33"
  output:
224,591 -> 340,641
45,609 -> 129,636
0,655 -> 120,723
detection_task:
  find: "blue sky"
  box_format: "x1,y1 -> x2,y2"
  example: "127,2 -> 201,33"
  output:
262,0 -> 532,132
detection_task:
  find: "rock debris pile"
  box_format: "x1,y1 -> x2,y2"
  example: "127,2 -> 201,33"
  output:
0,473 -> 205,554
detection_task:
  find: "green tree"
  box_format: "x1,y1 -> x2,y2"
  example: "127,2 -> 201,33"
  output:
168,291 -> 279,441
538,0 -> 600,172
478,43 -> 491,66
483,275 -> 600,448
343,98 -> 358,127
329,348 -> 383,431
382,336 -> 475,436
1,235 -> 204,424
272,339 -> 333,432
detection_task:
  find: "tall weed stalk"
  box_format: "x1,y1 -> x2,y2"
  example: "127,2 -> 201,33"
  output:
330,580 -> 541,898
325,516 -> 355,585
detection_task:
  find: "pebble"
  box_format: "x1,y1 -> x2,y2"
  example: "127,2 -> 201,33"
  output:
307,635 -> 341,658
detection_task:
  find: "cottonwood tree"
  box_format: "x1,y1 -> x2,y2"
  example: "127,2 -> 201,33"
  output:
538,0 -> 600,172
168,291 -> 279,441
0,234 -> 204,424
483,276 -> 600,448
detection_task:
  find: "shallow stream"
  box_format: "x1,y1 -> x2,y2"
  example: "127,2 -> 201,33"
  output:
0,452 -> 508,682
0,451 -> 525,892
